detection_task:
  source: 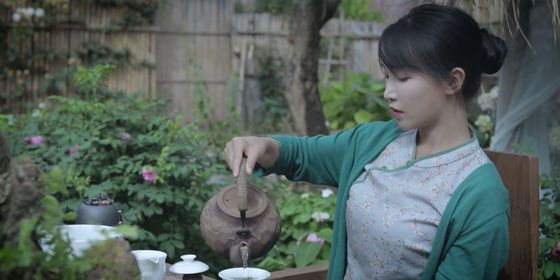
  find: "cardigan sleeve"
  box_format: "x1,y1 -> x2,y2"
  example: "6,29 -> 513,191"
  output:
252,125 -> 363,186
417,162 -> 510,280
435,212 -> 509,280
252,121 -> 400,186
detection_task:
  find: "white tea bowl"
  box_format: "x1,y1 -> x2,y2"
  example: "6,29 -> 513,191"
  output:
218,267 -> 271,280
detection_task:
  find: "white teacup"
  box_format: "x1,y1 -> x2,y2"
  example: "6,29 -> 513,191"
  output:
218,267 -> 271,280
131,250 -> 167,280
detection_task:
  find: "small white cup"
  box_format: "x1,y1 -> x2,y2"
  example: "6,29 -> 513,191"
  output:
218,267 -> 271,280
131,250 -> 167,280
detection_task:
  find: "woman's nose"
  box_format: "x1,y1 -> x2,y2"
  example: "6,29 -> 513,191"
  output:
383,84 -> 397,102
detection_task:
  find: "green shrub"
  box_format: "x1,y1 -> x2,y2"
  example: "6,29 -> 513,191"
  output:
254,47 -> 292,134
539,175 -> 560,279
1,94 -> 232,267
0,157 -> 143,279
320,72 -> 390,131
340,0 -> 383,22
255,180 -> 336,271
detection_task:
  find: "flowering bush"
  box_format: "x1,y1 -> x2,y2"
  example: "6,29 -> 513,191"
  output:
470,85 -> 499,148
255,180 -> 336,271
0,94 -> 232,270
11,6 -> 45,24
539,175 -> 560,279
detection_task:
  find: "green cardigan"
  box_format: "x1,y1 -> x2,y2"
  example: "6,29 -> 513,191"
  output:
255,120 -> 509,279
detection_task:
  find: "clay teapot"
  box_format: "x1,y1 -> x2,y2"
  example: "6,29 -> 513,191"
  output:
200,159 -> 281,266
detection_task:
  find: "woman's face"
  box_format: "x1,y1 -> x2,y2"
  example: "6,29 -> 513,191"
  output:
383,68 -> 453,130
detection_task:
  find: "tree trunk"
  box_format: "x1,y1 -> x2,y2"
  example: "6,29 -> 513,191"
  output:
0,132 -> 9,175
283,0 -> 340,136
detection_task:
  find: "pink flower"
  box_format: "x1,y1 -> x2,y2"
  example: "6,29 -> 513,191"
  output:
25,135 -> 45,145
119,131 -> 131,142
69,145 -> 80,156
551,241 -> 560,258
141,167 -> 157,184
306,233 -> 324,245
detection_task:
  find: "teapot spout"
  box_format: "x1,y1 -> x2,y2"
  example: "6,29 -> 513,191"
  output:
229,241 -> 250,267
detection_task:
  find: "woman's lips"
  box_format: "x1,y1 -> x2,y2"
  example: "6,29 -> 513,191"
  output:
390,107 -> 404,119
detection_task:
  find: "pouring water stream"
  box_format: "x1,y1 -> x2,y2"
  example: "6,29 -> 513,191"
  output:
240,242 -> 249,269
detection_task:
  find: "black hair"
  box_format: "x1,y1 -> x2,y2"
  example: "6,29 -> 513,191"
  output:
378,4 -> 508,102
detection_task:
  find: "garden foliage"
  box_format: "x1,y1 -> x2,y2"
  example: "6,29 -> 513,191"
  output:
256,181 -> 336,271
320,72 -> 390,131
1,65 -> 234,276
2,93 -> 228,259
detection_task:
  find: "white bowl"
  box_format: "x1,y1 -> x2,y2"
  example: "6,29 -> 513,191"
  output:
40,224 -> 122,257
218,267 -> 271,280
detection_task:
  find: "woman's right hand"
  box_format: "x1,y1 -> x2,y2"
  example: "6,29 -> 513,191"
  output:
223,136 -> 279,177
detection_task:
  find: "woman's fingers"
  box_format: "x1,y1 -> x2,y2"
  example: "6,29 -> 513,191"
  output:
231,138 -> 246,177
223,140 -> 236,176
245,151 -> 258,176
224,136 -> 268,177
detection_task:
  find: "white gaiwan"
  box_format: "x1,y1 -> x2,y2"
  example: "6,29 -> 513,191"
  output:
218,267 -> 271,280
169,254 -> 209,279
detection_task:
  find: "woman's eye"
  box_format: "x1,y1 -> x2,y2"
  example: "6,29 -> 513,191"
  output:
397,77 -> 410,82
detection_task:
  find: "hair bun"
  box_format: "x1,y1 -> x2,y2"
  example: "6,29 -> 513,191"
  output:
480,28 -> 508,74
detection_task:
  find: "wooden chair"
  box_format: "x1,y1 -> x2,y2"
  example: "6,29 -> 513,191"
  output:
488,150 -> 539,280
268,150 -> 540,280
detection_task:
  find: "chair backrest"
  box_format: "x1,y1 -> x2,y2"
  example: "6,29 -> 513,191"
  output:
485,150 -> 540,280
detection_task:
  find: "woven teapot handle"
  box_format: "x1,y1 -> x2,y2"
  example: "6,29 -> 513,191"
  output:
237,158 -> 248,212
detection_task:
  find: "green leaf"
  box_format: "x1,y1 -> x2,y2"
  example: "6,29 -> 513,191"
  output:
171,239 -> 185,249
257,256 -> 289,272
157,233 -> 170,241
143,207 -> 155,217
320,243 -> 331,259
41,166 -> 68,195
353,110 -> 374,124
64,211 -> 77,222
17,218 -> 38,266
343,121 -> 355,130
330,120 -> 339,129
84,181 -> 114,197
544,262 -> 555,278
116,224 -> 139,240
293,213 -> 311,225
318,228 -> 333,243
294,241 -> 323,268
154,193 -> 165,203
41,195 -> 64,229
554,262 -> 560,278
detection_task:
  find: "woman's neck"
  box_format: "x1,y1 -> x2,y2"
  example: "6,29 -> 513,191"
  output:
415,109 -> 471,159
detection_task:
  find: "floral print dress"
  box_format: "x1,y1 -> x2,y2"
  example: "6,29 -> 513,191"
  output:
344,129 -> 490,279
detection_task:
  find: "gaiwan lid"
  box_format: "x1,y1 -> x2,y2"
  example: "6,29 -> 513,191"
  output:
169,254 -> 209,275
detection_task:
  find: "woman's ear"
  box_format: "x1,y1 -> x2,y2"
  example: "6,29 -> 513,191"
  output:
446,67 -> 465,95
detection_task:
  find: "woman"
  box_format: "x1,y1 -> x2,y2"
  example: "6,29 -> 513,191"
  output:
224,4 -> 509,279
